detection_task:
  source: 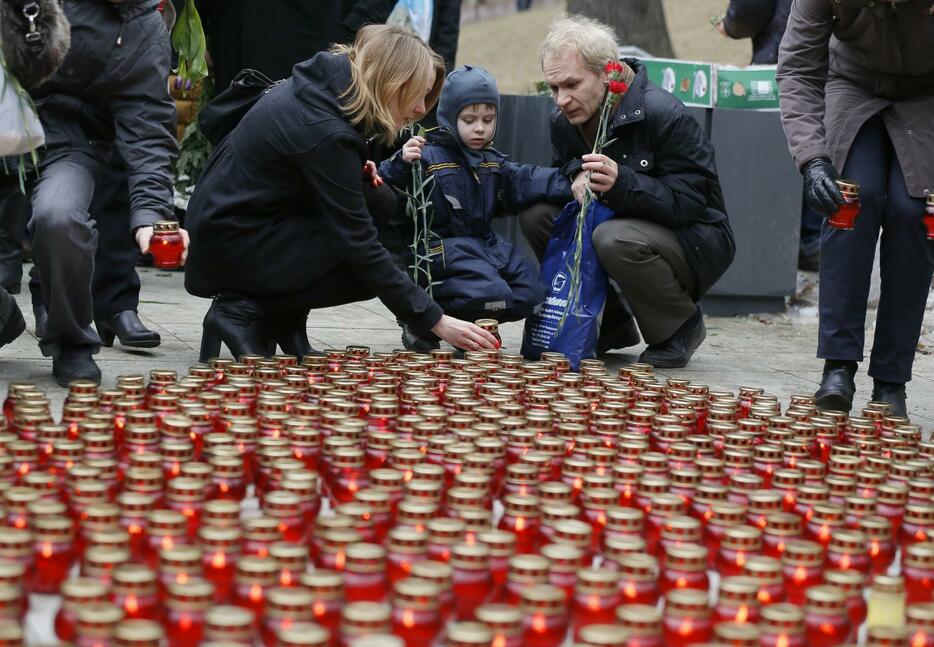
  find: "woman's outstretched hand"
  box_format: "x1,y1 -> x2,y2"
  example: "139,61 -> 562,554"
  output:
431,315 -> 499,351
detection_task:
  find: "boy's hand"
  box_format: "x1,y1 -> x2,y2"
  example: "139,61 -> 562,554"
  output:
402,136 -> 426,164
363,161 -> 384,187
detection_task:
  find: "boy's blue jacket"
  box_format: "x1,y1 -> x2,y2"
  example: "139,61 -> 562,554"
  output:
378,128 -> 572,316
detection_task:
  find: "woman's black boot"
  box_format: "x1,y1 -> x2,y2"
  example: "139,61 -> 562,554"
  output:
269,312 -> 319,359
199,293 -> 273,362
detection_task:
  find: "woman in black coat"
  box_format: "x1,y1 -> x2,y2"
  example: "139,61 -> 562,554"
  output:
184,25 -> 497,359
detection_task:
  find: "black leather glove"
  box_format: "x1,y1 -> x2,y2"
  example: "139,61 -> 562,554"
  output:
803,157 -> 846,217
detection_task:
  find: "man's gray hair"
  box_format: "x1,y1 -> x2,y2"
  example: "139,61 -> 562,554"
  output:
539,13 -> 620,74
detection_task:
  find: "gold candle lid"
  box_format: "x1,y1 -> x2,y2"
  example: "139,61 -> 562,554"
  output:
445,621 -> 494,646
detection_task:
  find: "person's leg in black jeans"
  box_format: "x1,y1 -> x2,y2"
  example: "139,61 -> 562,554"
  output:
816,115 -> 887,412
28,151 -> 103,385
90,150 -> 160,348
866,133 -> 933,414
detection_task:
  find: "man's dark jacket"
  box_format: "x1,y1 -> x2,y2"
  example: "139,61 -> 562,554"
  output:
196,0 -> 398,92
723,0 -> 792,65
551,59 -> 735,300
184,51 -> 443,333
28,0 -> 176,229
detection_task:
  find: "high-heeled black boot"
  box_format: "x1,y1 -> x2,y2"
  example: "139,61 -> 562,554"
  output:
268,312 -> 320,359
199,293 -> 274,362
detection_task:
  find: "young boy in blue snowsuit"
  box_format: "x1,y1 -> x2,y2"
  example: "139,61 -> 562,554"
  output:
379,65 -> 572,351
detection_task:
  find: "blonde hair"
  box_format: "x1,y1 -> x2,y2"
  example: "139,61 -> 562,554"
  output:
332,24 -> 445,144
539,13 -> 620,74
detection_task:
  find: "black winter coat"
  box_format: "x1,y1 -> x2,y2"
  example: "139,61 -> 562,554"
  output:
723,0 -> 792,65
550,60 -> 735,300
197,0 -> 398,92
428,0 -> 462,76
27,0 -> 177,230
184,52 -> 443,333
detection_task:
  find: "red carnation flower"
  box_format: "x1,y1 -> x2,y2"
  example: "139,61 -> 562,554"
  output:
609,80 -> 629,95
604,61 -> 624,74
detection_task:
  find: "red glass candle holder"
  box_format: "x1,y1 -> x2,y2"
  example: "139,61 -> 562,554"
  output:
142,509 -> 189,572
204,604 -> 257,646
340,601 -> 392,646
716,524 -> 761,578
232,555 -> 278,622
502,553 -> 549,606
199,526 -> 240,603
759,603 -> 805,647
519,584 -> 568,647
659,543 -> 709,596
475,603 -> 522,647
713,576 -> 760,626
29,515 -> 75,594
803,585 -> 852,647
828,180 -> 860,230
410,561 -> 454,626
451,543 -> 493,621
275,622 -> 330,647
55,578 -> 110,642
149,221 -> 185,269
299,569 -> 344,642
571,568 -> 621,641
824,569 -> 867,629
498,494 -> 540,554
761,512 -> 801,559
344,542 -> 389,603
110,564 -> 160,621
662,588 -> 712,647
742,555 -> 786,605
261,587 -> 314,647
391,578 -> 442,647
924,195 -> 934,240
900,504 -> 934,547
477,530 -> 515,589
158,545 -> 203,594
75,602 -> 124,647
860,515 -> 896,574
825,528 -> 870,574
780,539 -> 824,606
385,527 -> 428,585
908,602 -> 934,647
164,578 -> 214,647
904,542 -> 934,605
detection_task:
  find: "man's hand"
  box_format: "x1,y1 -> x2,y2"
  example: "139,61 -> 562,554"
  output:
582,153 -> 619,194
363,160 -> 384,187
803,158 -> 846,217
136,225 -> 190,265
430,315 -> 498,351
715,18 -> 728,36
401,136 -> 426,164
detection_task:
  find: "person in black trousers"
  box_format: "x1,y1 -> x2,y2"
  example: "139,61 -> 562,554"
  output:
184,25 -> 497,359
777,0 -> 934,417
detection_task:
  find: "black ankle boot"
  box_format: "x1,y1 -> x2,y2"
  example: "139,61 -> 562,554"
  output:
52,344 -> 101,387
95,310 -> 161,348
815,360 -> 857,413
269,312 -> 320,359
871,379 -> 907,418
199,293 -> 273,362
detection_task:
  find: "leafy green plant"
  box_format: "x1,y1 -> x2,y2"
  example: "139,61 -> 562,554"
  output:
173,73 -> 214,208
171,0 -> 208,95
399,124 -> 443,297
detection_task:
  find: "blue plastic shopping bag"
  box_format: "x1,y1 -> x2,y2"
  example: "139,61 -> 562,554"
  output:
521,200 -> 615,369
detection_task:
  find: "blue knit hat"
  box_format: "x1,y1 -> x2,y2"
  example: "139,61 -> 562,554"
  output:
436,65 -> 500,138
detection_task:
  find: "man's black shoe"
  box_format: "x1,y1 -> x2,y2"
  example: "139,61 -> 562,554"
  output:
52,345 -> 102,387
401,322 -> 440,353
638,310 -> 706,369
95,310 -> 161,348
0,290 -> 25,347
871,380 -> 907,418
814,360 -> 857,413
